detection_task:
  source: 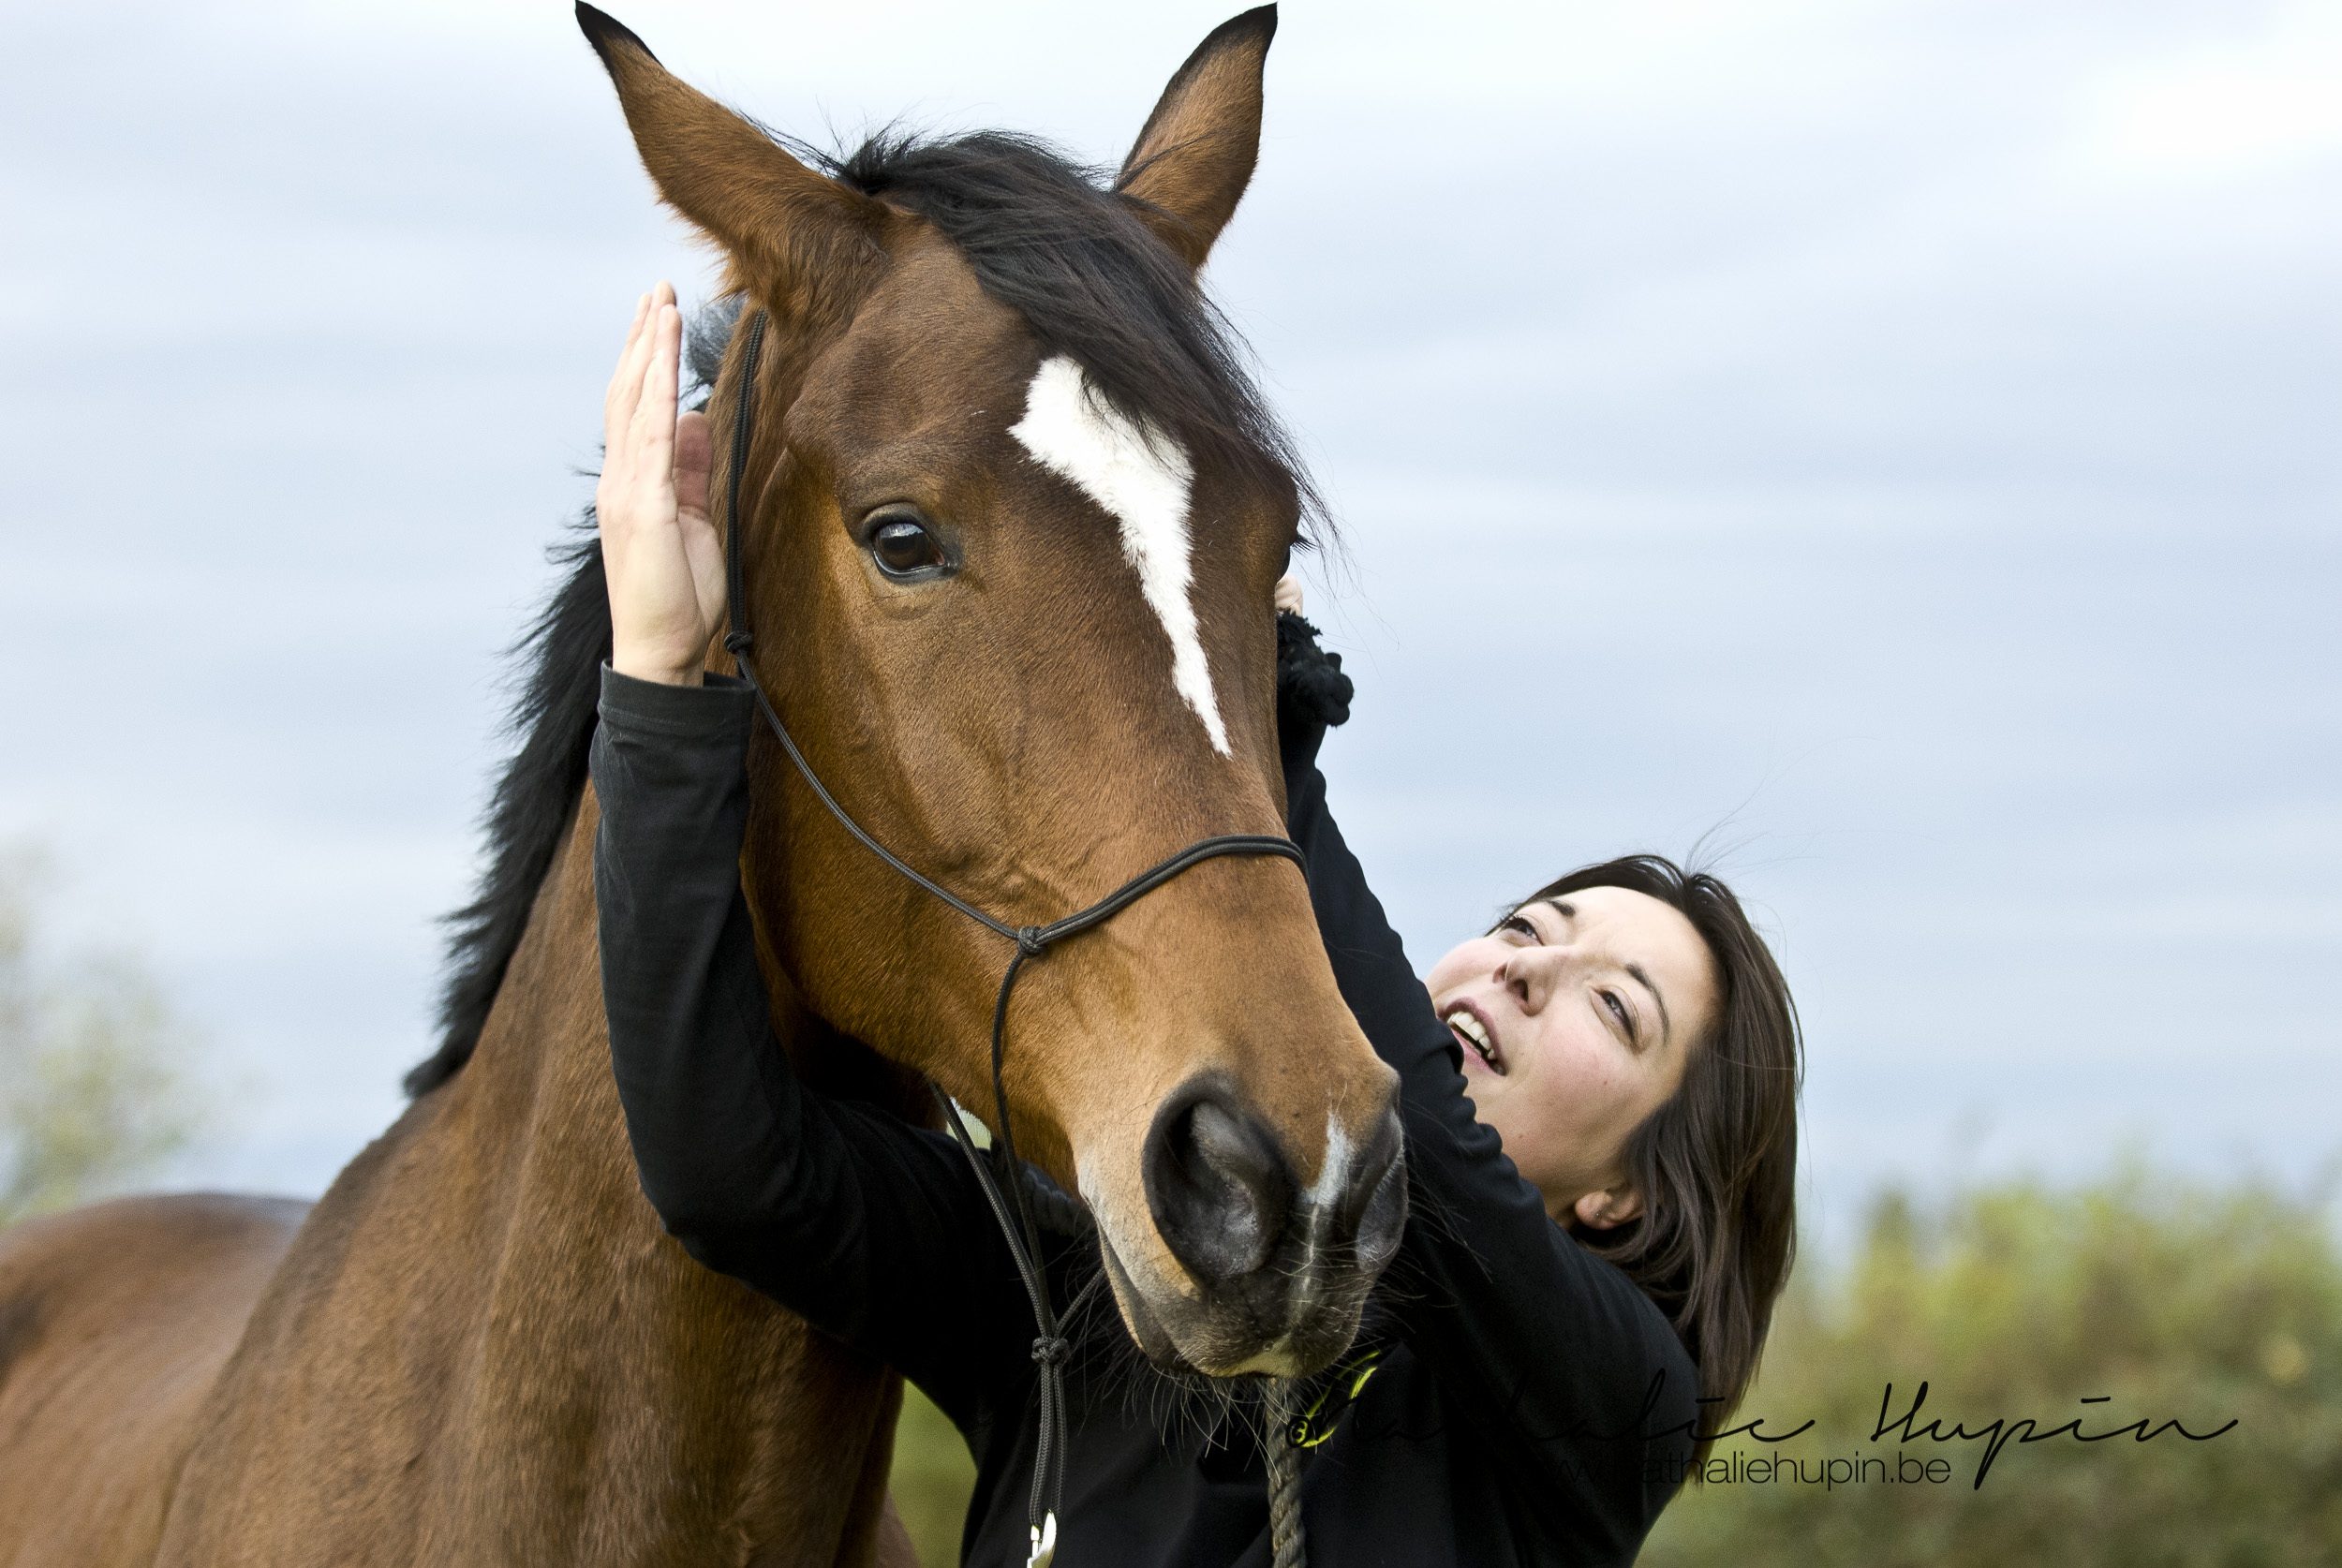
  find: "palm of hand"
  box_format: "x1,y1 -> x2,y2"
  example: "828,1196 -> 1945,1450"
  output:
600,285 -> 724,686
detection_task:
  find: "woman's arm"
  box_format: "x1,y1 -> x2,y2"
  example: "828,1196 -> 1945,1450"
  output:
593,663 -> 1033,1419
1276,615 -> 1700,1551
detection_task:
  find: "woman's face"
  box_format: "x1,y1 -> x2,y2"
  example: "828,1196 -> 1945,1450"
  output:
1424,886 -> 1717,1227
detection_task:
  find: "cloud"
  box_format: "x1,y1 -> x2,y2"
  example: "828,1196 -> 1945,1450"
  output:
2063,0 -> 2342,186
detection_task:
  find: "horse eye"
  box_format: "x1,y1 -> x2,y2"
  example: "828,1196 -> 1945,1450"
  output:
870,518 -> 942,577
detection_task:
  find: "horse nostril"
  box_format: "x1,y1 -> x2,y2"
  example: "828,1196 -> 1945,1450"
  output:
1341,1111 -> 1407,1272
1144,1087 -> 1296,1289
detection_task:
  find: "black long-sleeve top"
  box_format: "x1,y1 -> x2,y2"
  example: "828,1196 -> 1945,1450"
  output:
592,657 -> 1698,1568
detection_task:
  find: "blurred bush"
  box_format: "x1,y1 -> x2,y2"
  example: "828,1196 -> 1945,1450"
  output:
0,848 -> 209,1227
891,1381 -> 977,1567
1642,1164 -> 2342,1567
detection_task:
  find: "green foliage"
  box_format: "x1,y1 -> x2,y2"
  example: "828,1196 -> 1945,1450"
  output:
1642,1164 -> 2342,1568
891,1381 -> 978,1567
0,850 -> 209,1227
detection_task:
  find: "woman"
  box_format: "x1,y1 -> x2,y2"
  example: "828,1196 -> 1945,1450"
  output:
593,285 -> 1801,1566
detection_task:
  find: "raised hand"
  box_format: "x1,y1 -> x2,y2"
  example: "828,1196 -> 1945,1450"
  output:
598,282 -> 720,686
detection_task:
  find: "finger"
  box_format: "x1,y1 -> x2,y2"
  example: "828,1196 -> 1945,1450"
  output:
650,287 -> 682,433
606,293 -> 658,447
623,289 -> 651,357
620,291 -> 663,407
606,291 -> 652,410
616,286 -> 672,413
631,303 -> 683,466
626,295 -> 677,423
647,301 -> 681,418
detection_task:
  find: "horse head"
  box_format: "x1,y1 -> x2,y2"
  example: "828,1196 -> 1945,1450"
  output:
580,3 -> 1401,1381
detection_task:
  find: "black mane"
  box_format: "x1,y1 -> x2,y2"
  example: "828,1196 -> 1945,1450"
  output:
408,127 -> 1317,1096
405,527 -> 608,1096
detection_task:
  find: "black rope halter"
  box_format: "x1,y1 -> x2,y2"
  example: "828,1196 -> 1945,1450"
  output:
719,309 -> 1305,1567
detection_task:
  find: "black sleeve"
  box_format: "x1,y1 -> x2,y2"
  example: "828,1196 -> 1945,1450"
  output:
1276,622 -> 1699,1552
590,664 -> 1029,1420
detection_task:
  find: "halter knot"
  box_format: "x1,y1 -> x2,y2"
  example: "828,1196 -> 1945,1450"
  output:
1016,926 -> 1047,957
722,629 -> 754,655
1031,1335 -> 1070,1368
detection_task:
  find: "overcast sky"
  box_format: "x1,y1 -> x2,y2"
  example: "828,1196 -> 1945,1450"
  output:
3,0 -> 2335,1250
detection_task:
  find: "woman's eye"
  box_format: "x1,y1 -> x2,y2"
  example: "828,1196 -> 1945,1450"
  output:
870,517 -> 943,577
1500,915 -> 1538,940
1601,991 -> 1637,1040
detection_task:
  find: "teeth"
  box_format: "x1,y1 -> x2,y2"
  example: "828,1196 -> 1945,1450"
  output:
1445,1008 -> 1496,1067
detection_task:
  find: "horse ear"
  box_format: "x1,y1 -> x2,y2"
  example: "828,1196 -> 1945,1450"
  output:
576,4 -> 882,321
1116,6 -> 1278,270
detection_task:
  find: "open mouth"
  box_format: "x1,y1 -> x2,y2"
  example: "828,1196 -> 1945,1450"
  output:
1444,1004 -> 1504,1074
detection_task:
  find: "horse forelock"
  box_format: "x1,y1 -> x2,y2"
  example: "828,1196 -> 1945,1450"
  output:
798,126 -> 1327,542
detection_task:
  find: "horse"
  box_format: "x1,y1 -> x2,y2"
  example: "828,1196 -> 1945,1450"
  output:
0,6 -> 1405,1563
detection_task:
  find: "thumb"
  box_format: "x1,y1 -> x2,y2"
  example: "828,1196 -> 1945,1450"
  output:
674,409 -> 713,525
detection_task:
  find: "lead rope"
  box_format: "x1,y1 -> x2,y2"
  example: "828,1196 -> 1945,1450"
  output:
716,309 -> 1307,1567
1265,1381 -> 1309,1568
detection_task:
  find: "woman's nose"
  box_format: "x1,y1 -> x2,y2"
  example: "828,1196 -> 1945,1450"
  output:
1497,946 -> 1564,1013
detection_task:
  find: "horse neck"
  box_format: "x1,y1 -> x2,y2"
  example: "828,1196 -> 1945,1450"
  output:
338,783 -> 899,1558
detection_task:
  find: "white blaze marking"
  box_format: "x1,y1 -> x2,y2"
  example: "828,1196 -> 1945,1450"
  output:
1300,1114 -> 1354,1212
1009,355 -> 1230,755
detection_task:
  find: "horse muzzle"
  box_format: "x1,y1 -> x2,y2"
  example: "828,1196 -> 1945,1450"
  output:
1100,1077 -> 1406,1378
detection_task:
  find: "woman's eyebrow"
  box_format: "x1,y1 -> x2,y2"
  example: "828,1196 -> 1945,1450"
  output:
1624,962 -> 1673,1048
1538,901 -> 1672,1046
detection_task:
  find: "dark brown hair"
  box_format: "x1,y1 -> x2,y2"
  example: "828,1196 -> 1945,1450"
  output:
1510,855 -> 1801,1457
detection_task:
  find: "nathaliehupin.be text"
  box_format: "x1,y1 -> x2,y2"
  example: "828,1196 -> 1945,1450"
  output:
1636,1383 -> 2237,1491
